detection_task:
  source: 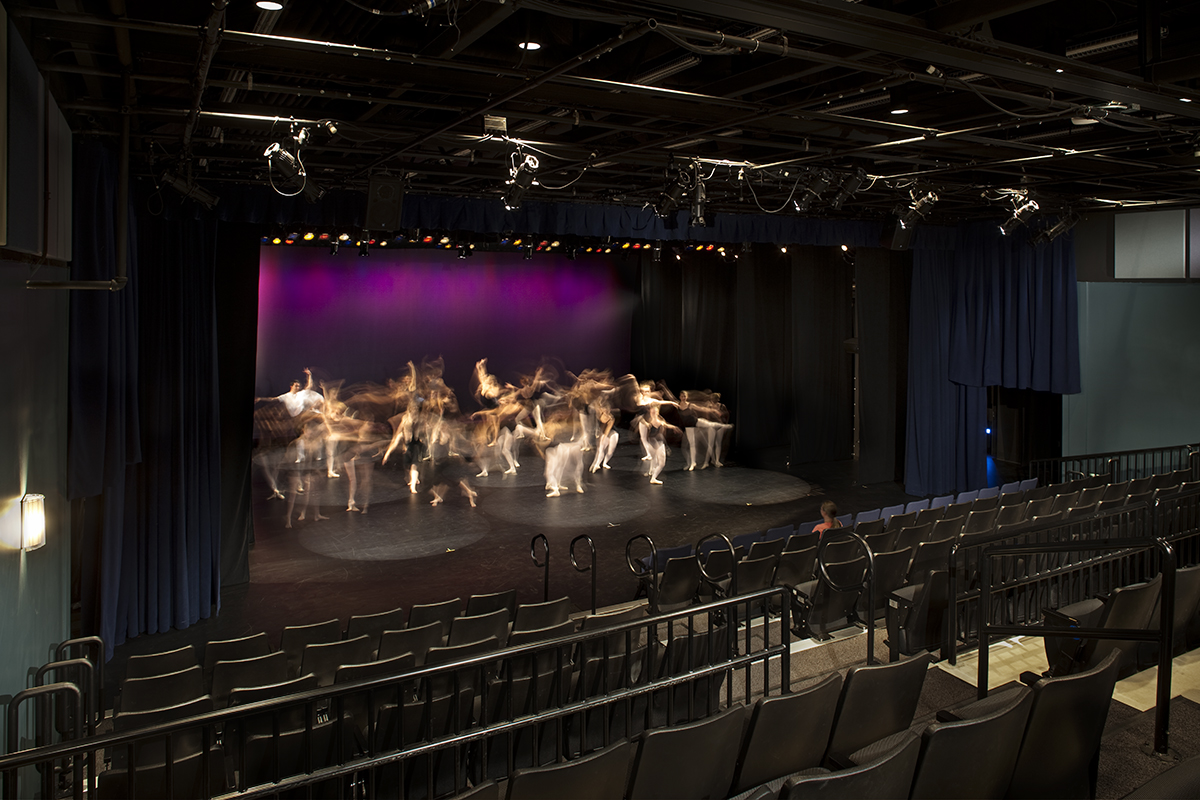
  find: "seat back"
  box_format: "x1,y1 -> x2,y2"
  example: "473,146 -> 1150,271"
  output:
513,596 -> 572,633
892,523 -> 933,555
884,510 -> 918,533
203,634 -> 270,685
955,489 -> 980,505
280,618 -> 343,679
345,606 -> 407,651
626,705 -> 746,800
995,501 -> 1028,526
378,620 -> 444,664
300,635 -> 375,687
821,535 -> 860,564
210,650 -> 289,708
862,530 -> 896,556
785,531 -> 820,552
869,548 -> 915,618
730,672 -> 843,794
826,652 -> 930,759
783,730 -> 921,800
125,645 -> 200,680
746,538 -> 786,561
1049,490 -> 1081,515
962,506 -> 999,534
908,686 -> 1033,800
930,494 -> 954,509
448,608 -> 512,647
1082,573 -> 1163,672
907,537 -> 956,585
508,740 -> 636,800
651,557 -> 701,614
803,557 -> 868,638
736,555 -> 779,597
915,506 -> 946,526
930,515 -> 964,541
119,665 -> 206,714
941,501 -> 973,522
774,547 -> 817,588
905,499 -> 931,514
1007,651 -> 1120,800
976,486 -> 1000,500
853,517 -> 886,536
465,589 -> 518,619
408,598 -> 462,631
855,509 -> 883,524
1018,478 -> 1038,492
765,524 -> 795,542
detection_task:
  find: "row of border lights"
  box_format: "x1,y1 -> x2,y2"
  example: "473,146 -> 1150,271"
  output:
258,232 -> 744,259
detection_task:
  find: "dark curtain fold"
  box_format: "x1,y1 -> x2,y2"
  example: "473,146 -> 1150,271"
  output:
680,258 -> 737,398
69,141 -> 223,659
904,250 -> 988,497
791,246 -> 854,463
736,251 -> 792,449
949,221 -> 1081,393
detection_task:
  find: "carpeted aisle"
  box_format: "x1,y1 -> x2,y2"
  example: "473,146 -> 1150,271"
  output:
1098,696 -> 1200,799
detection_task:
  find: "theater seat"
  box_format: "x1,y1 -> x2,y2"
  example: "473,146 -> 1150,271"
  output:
506,739 -> 636,800
825,652 -> 930,763
626,704 -> 746,800
779,729 -> 920,800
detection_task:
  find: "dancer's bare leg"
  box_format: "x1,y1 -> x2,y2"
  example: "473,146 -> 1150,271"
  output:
498,429 -> 518,474
285,472 -> 301,528
649,442 -> 667,485
345,455 -> 359,511
460,479 -> 478,508
713,423 -> 732,467
600,431 -> 617,469
429,483 -> 447,506
685,428 -> 698,470
409,465 -> 420,494
565,442 -> 585,493
638,420 -> 652,461
545,445 -> 563,497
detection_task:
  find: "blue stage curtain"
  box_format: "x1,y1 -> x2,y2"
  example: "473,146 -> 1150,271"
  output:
69,141 -> 222,659
949,220 -> 1081,393
904,250 -> 988,497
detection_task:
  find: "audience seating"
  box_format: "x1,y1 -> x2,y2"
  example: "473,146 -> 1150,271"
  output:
513,597 -> 573,633
794,557 -> 867,640
730,673 -> 843,796
409,598 -> 464,631
202,633 -> 270,687
904,499 -> 931,514
626,704 -> 745,800
345,606 -> 407,652
1043,573 -> 1162,677
825,651 -> 930,762
886,572 -> 948,660
506,739 -> 636,800
853,517 -> 886,536
210,650 -> 289,708
644,556 -> 701,614
449,608 -> 513,647
779,729 -> 921,800
466,589 -> 518,619
118,665 -> 206,714
1007,651 -> 1120,799
930,494 -> 954,509
378,620 -> 444,664
908,685 -> 1033,799
279,618 -> 342,678
124,644 -> 199,680
300,634 -> 375,686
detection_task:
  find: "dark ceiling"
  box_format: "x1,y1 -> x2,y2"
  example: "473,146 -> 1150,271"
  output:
7,0 -> 1200,228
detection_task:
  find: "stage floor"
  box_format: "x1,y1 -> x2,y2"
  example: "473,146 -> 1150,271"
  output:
103,436 -> 918,695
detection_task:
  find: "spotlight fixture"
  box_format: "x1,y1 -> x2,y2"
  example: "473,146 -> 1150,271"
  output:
256,1 -> 284,10
263,141 -> 326,203
999,196 -> 1040,236
654,165 -> 692,218
1031,210 -> 1080,245
159,170 -> 220,210
830,169 -> 866,211
897,190 -> 938,229
690,171 -> 707,227
504,152 -> 540,211
794,168 -> 833,213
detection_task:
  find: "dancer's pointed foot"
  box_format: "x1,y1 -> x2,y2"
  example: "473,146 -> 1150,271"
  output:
315,511 -> 329,521
650,478 -> 664,485
476,469 -> 489,478
687,464 -> 696,471
503,467 -> 517,475
285,519 -> 293,529
546,488 -> 561,498
641,455 -> 651,461
346,502 -> 359,512
270,489 -> 285,500
576,485 -> 585,494
603,462 -> 611,469
327,471 -> 340,478
714,460 -> 724,467
297,512 -> 306,521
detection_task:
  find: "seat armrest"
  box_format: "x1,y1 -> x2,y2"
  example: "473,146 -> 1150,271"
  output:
1019,670 -> 1045,686
1041,608 -> 1080,627
824,751 -> 855,771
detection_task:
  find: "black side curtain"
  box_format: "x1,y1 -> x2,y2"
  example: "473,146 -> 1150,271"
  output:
69,140 -> 225,658
904,223 -> 1079,497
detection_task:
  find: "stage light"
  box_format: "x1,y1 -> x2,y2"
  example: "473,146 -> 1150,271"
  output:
21,493 -> 46,552
339,233 -> 350,241
256,1 -> 284,10
794,168 -> 832,213
504,152 -> 539,210
263,141 -> 326,202
654,166 -> 691,217
1000,197 -> 1040,236
271,237 -> 282,245
1031,210 -> 1080,245
897,190 -> 938,229
690,173 -> 707,227
830,169 -> 866,210
303,231 -> 314,241
159,170 -> 220,210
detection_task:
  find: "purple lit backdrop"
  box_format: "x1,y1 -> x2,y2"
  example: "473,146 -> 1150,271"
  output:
256,247 -> 634,409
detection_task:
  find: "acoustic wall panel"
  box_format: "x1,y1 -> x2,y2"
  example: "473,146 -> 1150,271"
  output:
1114,210 -> 1185,280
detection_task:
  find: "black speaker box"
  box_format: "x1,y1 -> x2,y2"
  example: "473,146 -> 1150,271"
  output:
880,221 -> 914,251
365,175 -> 405,231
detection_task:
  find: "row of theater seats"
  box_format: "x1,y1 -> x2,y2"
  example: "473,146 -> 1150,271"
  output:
441,648 -> 1122,800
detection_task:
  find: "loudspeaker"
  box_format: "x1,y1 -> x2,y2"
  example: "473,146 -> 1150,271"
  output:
879,221 -> 914,251
365,175 -> 405,231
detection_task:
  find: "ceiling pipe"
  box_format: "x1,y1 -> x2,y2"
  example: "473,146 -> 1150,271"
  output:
346,21 -> 653,181
180,0 -> 229,160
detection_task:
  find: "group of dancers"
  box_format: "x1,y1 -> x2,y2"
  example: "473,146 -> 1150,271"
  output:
253,358 -> 733,524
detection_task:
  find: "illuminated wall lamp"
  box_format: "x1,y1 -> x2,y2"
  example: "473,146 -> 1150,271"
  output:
21,493 -> 46,552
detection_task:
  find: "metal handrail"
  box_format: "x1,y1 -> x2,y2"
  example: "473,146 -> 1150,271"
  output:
1029,441 -> 1200,485
530,533 -> 550,602
570,534 -> 597,614
816,529 -> 877,665
976,536 -> 1176,755
0,588 -> 792,800
625,534 -> 658,610
695,533 -> 737,599
5,683 -> 84,800
54,637 -> 104,722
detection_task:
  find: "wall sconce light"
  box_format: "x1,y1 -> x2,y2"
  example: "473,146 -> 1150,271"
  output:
21,493 -> 46,552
